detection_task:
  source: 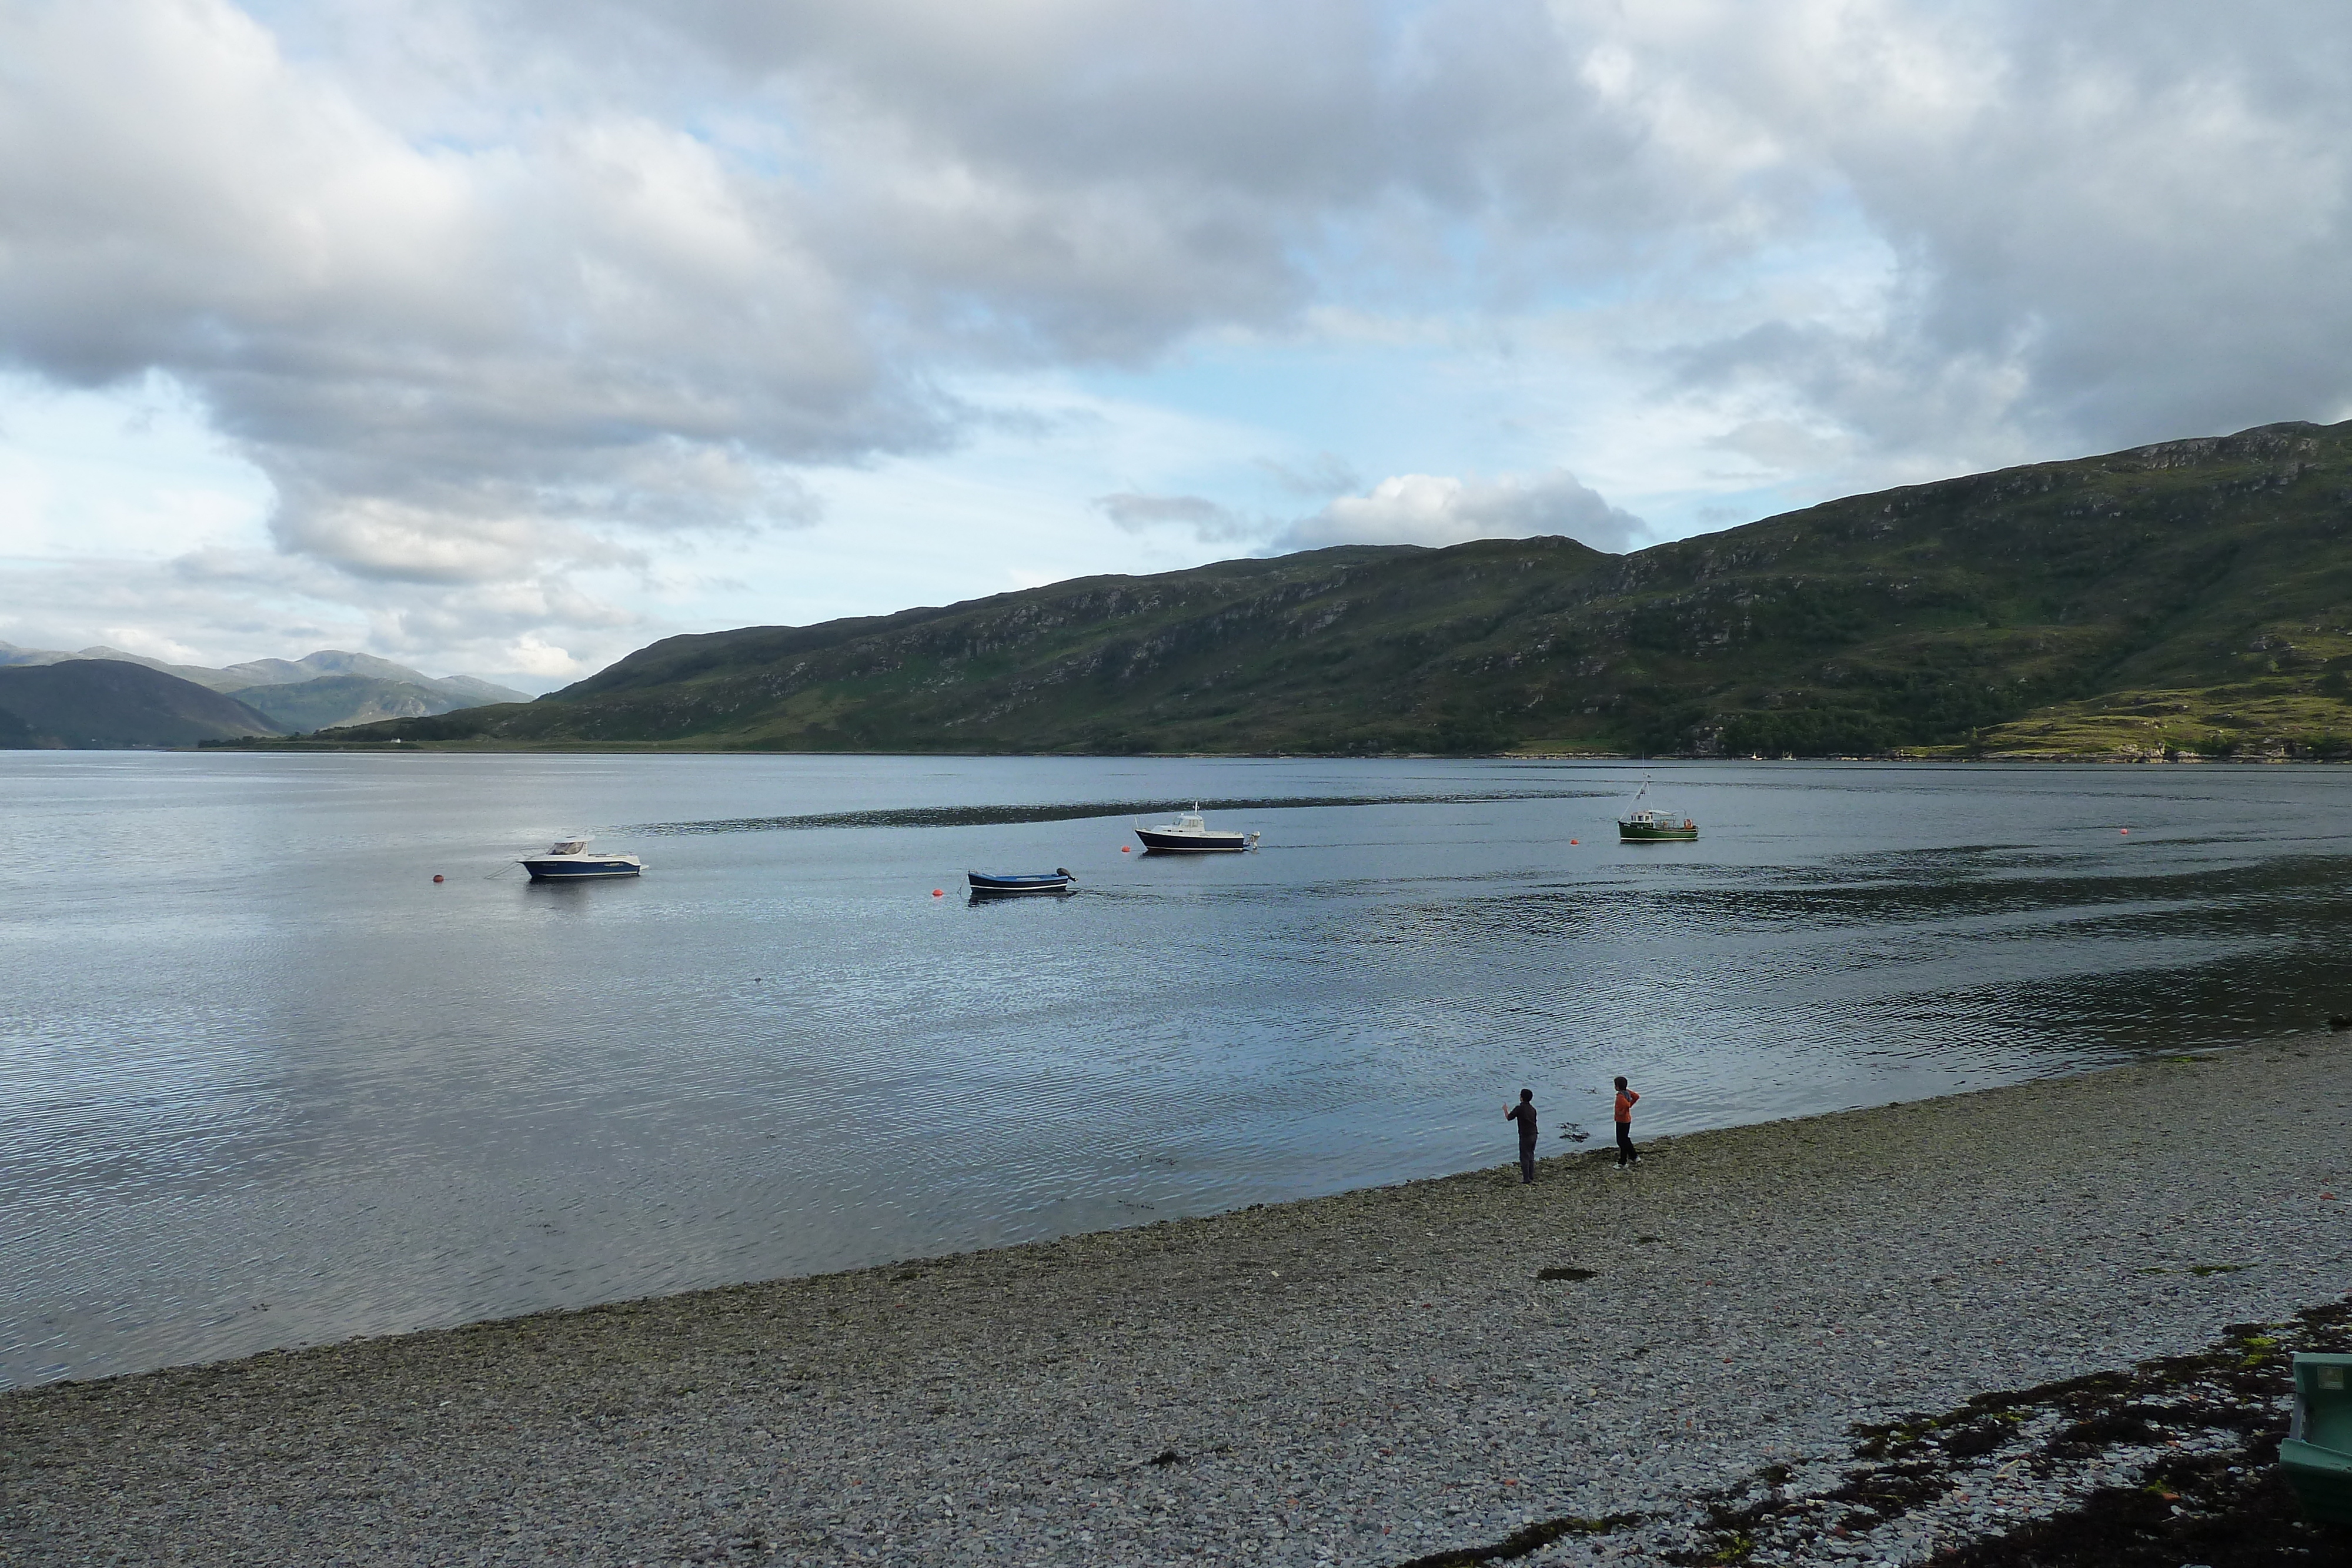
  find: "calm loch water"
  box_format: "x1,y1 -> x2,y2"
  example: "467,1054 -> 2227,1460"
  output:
5,753 -> 2350,1386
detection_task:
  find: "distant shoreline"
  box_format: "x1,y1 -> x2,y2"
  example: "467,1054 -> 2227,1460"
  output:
166,738 -> 2352,762
11,1037 -> 2348,1563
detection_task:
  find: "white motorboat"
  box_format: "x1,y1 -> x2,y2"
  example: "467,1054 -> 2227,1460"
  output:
519,837 -> 645,880
1134,804 -> 1261,854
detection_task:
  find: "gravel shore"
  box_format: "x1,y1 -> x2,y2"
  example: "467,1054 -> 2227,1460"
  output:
8,1038 -> 2351,1566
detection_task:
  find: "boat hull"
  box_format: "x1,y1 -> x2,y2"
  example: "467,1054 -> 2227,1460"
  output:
1617,823 -> 1698,842
2281,1439 -> 2352,1523
522,858 -> 642,880
2285,1354 -> 2352,1523
1135,829 -> 1257,852
967,872 -> 1074,894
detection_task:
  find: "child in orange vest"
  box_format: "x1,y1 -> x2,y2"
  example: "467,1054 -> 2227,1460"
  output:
1613,1076 -> 1639,1167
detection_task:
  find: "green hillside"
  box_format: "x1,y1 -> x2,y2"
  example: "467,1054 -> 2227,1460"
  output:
314,419 -> 2352,758
227,674 -> 482,731
0,661 -> 282,747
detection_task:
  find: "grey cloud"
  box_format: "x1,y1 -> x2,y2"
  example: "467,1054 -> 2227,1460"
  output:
0,547 -> 607,681
1709,419 -> 1852,476
263,448 -> 823,584
1619,0 -> 2352,463
8,0 -> 2352,668
0,0 -> 911,598
1092,492 -> 1257,542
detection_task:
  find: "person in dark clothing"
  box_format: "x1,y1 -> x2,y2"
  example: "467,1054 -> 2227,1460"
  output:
1505,1088 -> 1539,1183
1613,1076 -> 1640,1167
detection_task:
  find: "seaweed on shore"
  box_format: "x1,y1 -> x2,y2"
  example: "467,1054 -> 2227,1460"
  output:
1389,1509 -> 1644,1567
1649,1295 -> 2352,1566
1929,1443 -> 2334,1567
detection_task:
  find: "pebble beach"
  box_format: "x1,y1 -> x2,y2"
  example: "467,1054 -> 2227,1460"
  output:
7,1038 -> 2351,1566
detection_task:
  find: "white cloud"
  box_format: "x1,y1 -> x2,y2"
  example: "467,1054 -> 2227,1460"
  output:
1278,469 -> 1644,553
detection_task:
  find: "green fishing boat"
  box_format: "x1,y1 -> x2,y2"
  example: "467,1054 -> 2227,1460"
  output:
2284,1353 -> 2352,1524
1616,778 -> 1698,841
1619,808 -> 1699,841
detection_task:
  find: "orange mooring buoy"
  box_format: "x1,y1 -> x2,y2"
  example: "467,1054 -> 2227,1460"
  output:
932,889 -> 944,897
432,874 -> 445,882
1569,839 -> 1578,845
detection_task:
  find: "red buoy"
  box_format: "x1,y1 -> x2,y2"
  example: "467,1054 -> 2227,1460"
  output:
432,874 -> 444,882
1569,839 -> 1578,846
1121,845 -> 1131,852
2120,828 -> 2130,834
932,889 -> 944,897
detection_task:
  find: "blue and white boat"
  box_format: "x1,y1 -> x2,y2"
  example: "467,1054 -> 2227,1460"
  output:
1134,805 -> 1260,854
520,838 -> 644,880
967,868 -> 1075,895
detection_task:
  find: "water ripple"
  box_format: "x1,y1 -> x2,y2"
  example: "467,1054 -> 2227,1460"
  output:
617,788 -> 1613,835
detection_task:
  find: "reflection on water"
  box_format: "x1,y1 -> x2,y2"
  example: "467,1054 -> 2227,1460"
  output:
4,754 -> 2350,1386
624,786 -> 1610,836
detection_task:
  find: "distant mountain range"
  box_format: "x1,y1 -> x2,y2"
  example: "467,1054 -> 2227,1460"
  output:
0,661 -> 282,748
0,646 -> 528,748
305,419 -> 2352,760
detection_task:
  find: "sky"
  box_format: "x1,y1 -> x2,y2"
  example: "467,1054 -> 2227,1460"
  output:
4,1 -> 2350,690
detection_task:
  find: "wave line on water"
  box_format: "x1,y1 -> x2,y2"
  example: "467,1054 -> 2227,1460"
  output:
617,790 -> 1615,836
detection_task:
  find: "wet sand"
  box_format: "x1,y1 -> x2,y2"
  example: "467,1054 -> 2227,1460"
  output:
6,1037 -> 2350,1566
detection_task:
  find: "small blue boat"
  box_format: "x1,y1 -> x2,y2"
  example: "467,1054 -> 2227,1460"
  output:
520,837 -> 644,880
967,868 -> 1075,895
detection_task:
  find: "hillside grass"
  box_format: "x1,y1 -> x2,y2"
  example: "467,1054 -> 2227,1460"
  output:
246,419 -> 2352,760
